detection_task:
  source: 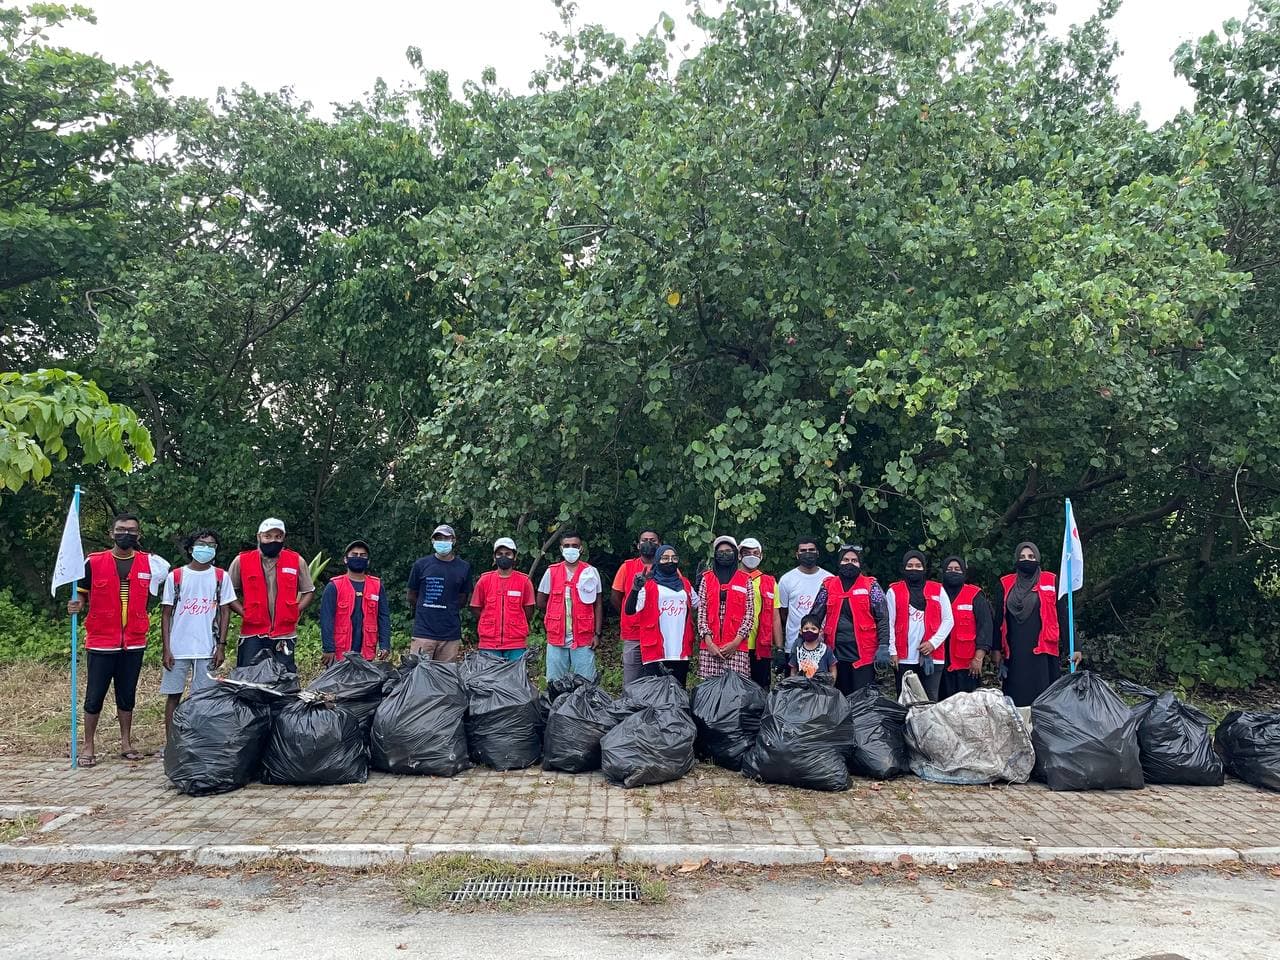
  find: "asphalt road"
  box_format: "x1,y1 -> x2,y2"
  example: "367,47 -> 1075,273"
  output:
1,867 -> 1277,959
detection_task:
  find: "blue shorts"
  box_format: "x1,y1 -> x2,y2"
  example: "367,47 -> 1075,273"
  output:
482,648 -> 527,662
545,644 -> 597,682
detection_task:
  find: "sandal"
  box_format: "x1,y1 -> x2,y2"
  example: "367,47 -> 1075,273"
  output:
77,754 -> 98,768
120,750 -> 143,761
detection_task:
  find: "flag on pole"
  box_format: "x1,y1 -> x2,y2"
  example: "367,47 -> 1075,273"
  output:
50,493 -> 86,596
1059,498 -> 1084,597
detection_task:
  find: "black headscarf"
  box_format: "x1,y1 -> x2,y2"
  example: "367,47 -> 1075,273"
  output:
1006,541 -> 1041,623
903,549 -> 927,611
837,547 -> 862,588
651,545 -> 684,592
941,554 -> 966,601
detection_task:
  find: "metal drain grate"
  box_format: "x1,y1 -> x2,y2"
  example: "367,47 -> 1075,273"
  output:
447,873 -> 641,903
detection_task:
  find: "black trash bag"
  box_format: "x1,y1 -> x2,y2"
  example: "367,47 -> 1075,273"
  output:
396,653 -> 422,678
542,683 -> 622,773
370,660 -> 471,776
260,697 -> 369,785
600,705 -> 697,788
226,651 -> 301,706
845,685 -> 910,780
690,669 -> 768,770
1116,682 -> 1224,786
462,655 -> 544,770
546,673 -> 591,704
1216,711 -> 1280,791
1030,671 -> 1143,791
306,653 -> 396,730
164,685 -> 271,796
741,677 -> 853,792
623,673 -> 690,712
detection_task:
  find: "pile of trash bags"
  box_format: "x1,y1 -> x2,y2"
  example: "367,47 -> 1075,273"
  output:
543,683 -> 641,773
600,705 -> 697,788
305,653 -> 396,731
1031,672 -> 1143,791
1215,712 -> 1280,791
742,677 -> 855,791
462,654 -> 545,770
1117,682 -> 1223,786
370,659 -> 471,776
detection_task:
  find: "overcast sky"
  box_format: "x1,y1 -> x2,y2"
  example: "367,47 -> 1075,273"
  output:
55,0 -> 1249,125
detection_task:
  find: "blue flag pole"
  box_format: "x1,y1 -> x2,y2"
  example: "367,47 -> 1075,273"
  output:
1065,497 -> 1076,674
69,484 -> 81,769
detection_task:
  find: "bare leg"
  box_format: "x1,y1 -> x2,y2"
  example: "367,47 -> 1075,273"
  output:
82,711 -> 99,763
118,709 -> 134,757
164,694 -> 181,741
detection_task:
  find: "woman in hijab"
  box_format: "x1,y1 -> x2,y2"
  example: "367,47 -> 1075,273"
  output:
998,542 -> 1069,706
810,546 -> 890,694
886,549 -> 953,701
937,555 -> 996,700
625,544 -> 697,686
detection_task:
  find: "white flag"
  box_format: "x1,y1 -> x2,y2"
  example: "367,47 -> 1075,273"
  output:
50,493 -> 86,596
1059,498 -> 1084,597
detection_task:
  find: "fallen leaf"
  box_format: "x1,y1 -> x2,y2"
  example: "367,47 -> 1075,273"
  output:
945,863 -> 958,872
835,867 -> 852,877
678,859 -> 709,874
906,871 -> 919,882
898,853 -> 914,864
194,899 -> 222,909
870,783 -> 882,792
990,878 -> 1004,887
397,945 -> 408,951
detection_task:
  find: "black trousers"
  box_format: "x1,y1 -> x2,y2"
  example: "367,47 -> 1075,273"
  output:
749,653 -> 772,690
939,668 -> 981,700
84,649 -> 145,714
237,635 -> 298,673
836,661 -> 877,696
643,659 -> 690,687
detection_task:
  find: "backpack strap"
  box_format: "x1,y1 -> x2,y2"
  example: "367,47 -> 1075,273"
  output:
171,566 -> 184,605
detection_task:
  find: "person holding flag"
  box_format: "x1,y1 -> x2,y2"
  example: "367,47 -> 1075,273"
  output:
997,541 -> 1081,707
65,513 -> 169,766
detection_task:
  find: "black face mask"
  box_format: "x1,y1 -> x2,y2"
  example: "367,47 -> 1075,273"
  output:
800,631 -> 821,644
1016,559 -> 1039,576
656,561 -> 678,576
259,541 -> 284,558
495,556 -> 514,570
639,542 -> 658,559
714,550 -> 736,568
346,556 -> 369,573
839,563 -> 860,579
112,532 -> 139,550
943,571 -> 965,590
904,569 -> 926,586
798,551 -> 819,568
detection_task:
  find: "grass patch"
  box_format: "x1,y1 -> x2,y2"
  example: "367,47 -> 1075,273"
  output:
399,854 -> 666,909
0,815 -> 37,843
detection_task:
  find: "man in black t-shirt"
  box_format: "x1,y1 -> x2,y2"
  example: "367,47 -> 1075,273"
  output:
406,523 -> 472,662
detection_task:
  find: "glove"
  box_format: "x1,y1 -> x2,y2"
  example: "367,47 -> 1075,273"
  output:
920,656 -> 935,677
772,647 -> 788,675
873,646 -> 891,668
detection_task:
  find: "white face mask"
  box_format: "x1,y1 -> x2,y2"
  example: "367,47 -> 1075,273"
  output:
561,546 -> 581,564
741,555 -> 761,570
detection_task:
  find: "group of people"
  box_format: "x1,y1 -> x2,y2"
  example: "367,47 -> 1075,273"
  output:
65,513 -> 1078,768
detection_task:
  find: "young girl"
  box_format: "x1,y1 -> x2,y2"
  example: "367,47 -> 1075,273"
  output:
787,614 -> 836,682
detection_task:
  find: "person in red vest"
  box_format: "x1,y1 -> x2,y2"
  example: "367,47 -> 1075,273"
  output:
318,540 -> 390,665
737,537 -> 776,690
695,535 -> 756,680
228,517 -> 315,672
998,541 -> 1079,706
610,528 -> 661,686
810,545 -> 889,695
624,544 -> 696,686
536,529 -> 603,681
886,549 -> 953,702
937,555 -> 996,700
65,513 -> 170,767
470,537 -> 536,660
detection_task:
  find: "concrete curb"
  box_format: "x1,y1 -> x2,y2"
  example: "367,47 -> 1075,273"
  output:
825,845 -> 1034,865
1031,846 -> 1242,866
1239,847 -> 1280,865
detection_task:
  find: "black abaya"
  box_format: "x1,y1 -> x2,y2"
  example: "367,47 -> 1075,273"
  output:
1001,596 -> 1065,707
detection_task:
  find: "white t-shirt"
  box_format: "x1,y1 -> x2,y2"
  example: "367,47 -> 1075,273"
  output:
162,566 -> 238,659
633,583 -> 690,662
537,564 -> 601,644
886,586 -> 954,664
776,567 -> 833,652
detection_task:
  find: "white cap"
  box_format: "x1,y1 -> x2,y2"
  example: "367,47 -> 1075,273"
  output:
739,537 -> 762,551
258,517 -> 286,534
493,537 -> 517,553
712,535 -> 738,551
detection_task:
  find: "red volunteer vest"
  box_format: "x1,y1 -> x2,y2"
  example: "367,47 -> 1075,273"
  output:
238,548 -> 303,638
474,569 -> 532,650
617,557 -> 650,641
637,576 -> 695,664
84,551 -> 153,651
999,572 -> 1060,658
888,580 -> 947,662
543,562 -> 598,649
820,574 -> 880,668
748,571 -> 776,657
698,569 -> 751,652
331,574 -> 381,659
947,583 -> 981,671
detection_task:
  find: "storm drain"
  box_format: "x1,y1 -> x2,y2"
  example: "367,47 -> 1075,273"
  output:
447,873 -> 641,903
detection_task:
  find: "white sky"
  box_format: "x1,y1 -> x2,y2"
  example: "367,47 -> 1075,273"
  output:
55,0 -> 1248,125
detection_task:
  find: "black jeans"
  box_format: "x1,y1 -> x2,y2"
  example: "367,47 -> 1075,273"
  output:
749,653 -> 772,690
237,635 -> 298,673
643,659 -> 690,687
84,649 -> 145,714
836,661 -> 877,696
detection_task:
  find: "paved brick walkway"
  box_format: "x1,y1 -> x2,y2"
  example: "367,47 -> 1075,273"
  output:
2,756 -> 1278,852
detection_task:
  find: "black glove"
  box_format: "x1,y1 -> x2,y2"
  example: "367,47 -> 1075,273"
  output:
772,647 -> 788,675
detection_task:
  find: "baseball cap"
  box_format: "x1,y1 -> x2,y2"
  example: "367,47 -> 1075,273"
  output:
258,517 -> 286,534
712,535 -> 738,551
493,537 -> 517,553
739,537 -> 762,551
432,523 -> 456,538
344,539 -> 370,555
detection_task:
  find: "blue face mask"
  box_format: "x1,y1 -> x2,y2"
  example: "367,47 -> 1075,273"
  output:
433,540 -> 453,556
191,544 -> 216,564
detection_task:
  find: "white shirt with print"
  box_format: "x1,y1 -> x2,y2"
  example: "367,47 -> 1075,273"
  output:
162,566 -> 238,659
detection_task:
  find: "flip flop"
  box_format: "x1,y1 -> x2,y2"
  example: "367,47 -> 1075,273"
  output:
77,755 -> 98,768
120,750 -> 143,761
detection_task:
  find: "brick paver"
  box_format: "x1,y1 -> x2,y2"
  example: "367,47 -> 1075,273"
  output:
2,757 -> 1278,851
